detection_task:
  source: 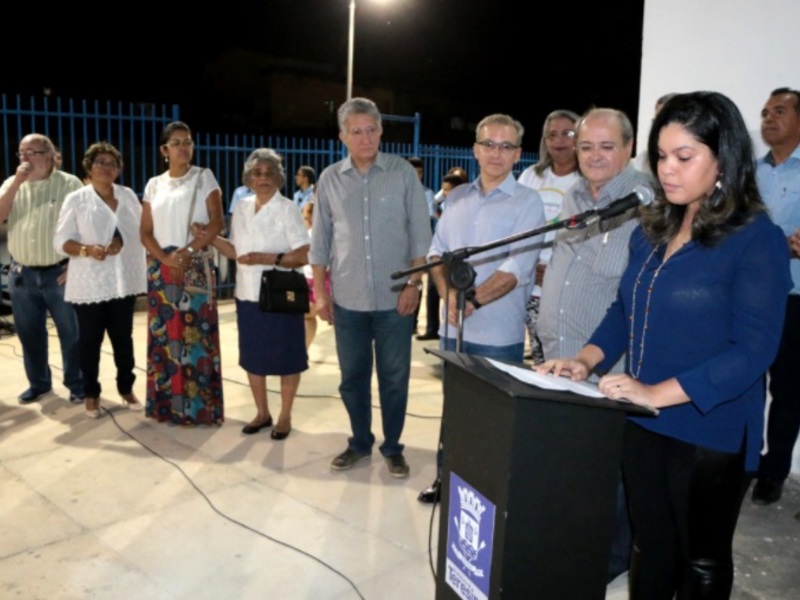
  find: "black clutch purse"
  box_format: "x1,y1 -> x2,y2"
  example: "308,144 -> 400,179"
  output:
258,269 -> 310,313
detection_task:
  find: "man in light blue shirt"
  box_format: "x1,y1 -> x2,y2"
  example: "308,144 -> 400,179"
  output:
292,166 -> 315,209
429,114 -> 544,356
752,87 -> 800,506
418,113 -> 544,503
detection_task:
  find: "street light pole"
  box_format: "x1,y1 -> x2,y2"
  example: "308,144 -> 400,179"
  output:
346,0 -> 356,100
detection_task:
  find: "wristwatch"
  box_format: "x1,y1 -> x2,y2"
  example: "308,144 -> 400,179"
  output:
186,245 -> 196,255
79,245 -> 88,258
275,253 -> 285,266
466,288 -> 482,309
407,279 -> 423,292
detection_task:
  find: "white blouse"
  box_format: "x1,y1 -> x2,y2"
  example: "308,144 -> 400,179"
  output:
230,192 -> 309,302
142,166 -> 221,248
55,184 -> 147,304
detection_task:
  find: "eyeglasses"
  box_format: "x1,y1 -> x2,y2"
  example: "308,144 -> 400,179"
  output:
165,139 -> 194,148
251,169 -> 275,179
346,126 -> 381,138
17,149 -> 49,159
476,140 -> 520,153
93,159 -> 119,169
545,130 -> 576,140
576,143 -> 622,154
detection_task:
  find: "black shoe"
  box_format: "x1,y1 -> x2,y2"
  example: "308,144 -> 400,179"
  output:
270,427 -> 291,441
242,417 -> 273,435
418,478 -> 441,504
19,387 -> 52,404
415,332 -> 440,341
752,477 -> 784,505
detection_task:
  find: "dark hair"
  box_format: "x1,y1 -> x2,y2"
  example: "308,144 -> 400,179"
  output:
297,165 -> 316,185
442,174 -> 465,187
445,166 -> 469,185
770,87 -> 800,116
159,121 -> 192,146
406,156 -> 424,170
643,91 -> 764,247
82,141 -> 123,176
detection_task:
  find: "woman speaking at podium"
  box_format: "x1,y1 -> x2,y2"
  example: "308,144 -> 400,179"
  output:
537,92 -> 791,599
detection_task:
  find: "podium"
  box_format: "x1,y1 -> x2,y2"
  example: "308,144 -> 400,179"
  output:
428,350 -> 654,600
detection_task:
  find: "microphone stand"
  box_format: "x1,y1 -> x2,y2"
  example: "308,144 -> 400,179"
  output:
391,201 -> 634,510
392,200 -> 612,349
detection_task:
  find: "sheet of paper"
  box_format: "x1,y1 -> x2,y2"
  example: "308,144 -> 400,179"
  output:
484,358 -> 659,414
485,359 -> 605,398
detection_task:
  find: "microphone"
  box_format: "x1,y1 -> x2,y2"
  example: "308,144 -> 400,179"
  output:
596,185 -> 655,220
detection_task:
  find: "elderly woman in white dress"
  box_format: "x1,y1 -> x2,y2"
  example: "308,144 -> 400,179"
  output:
204,148 -> 309,439
55,142 -> 146,418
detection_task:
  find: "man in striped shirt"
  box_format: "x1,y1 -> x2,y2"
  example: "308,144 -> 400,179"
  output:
537,108 -> 652,583
0,134 -> 84,404
310,98 -> 432,479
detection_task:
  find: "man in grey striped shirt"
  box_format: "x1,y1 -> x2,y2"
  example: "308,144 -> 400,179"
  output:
538,108 -> 651,372
537,108 -> 652,583
0,133 -> 84,404
310,98 -> 432,478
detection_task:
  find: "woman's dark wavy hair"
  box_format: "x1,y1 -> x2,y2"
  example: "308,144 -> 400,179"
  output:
642,91 -> 765,247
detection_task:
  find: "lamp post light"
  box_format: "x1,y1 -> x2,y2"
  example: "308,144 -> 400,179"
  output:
347,0 -> 356,100
346,0 -> 391,100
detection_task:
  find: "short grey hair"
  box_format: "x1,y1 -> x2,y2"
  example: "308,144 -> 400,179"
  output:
475,114 -> 525,146
242,148 -> 286,189
575,108 -> 634,145
337,97 -> 382,133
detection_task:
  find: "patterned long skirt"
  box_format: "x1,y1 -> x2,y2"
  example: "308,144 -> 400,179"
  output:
145,255 -> 224,425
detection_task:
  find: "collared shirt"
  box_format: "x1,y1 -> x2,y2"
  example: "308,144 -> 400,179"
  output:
230,191 -> 309,302
54,184 -> 147,303
757,144 -> 800,295
1,169 -> 83,266
292,186 -> 315,210
538,164 -> 653,375
429,173 -> 544,346
309,152 -> 432,311
229,186 -> 252,215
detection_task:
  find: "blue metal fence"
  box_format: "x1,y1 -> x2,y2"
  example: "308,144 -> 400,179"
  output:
0,94 -> 180,194
1,94 -> 538,300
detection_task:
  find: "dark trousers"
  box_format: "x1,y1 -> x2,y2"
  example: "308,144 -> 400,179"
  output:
623,422 -> 749,600
421,275 -> 440,335
760,294 -> 800,481
73,296 -> 137,398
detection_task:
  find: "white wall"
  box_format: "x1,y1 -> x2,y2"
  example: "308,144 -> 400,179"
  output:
638,0 -> 800,157
639,0 -> 800,476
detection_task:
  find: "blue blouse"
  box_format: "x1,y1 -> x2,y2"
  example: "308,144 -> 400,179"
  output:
589,213 -> 791,470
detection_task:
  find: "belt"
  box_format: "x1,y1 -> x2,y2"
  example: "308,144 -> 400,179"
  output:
24,259 -> 69,271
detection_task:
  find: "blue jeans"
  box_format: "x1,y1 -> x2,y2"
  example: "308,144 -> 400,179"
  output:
333,304 -> 413,457
10,263 -> 82,395
440,337 -> 524,362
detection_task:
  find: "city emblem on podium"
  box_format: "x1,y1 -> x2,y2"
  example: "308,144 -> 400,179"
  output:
445,472 -> 495,600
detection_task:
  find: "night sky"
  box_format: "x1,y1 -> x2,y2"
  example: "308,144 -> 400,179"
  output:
3,0 -> 645,145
